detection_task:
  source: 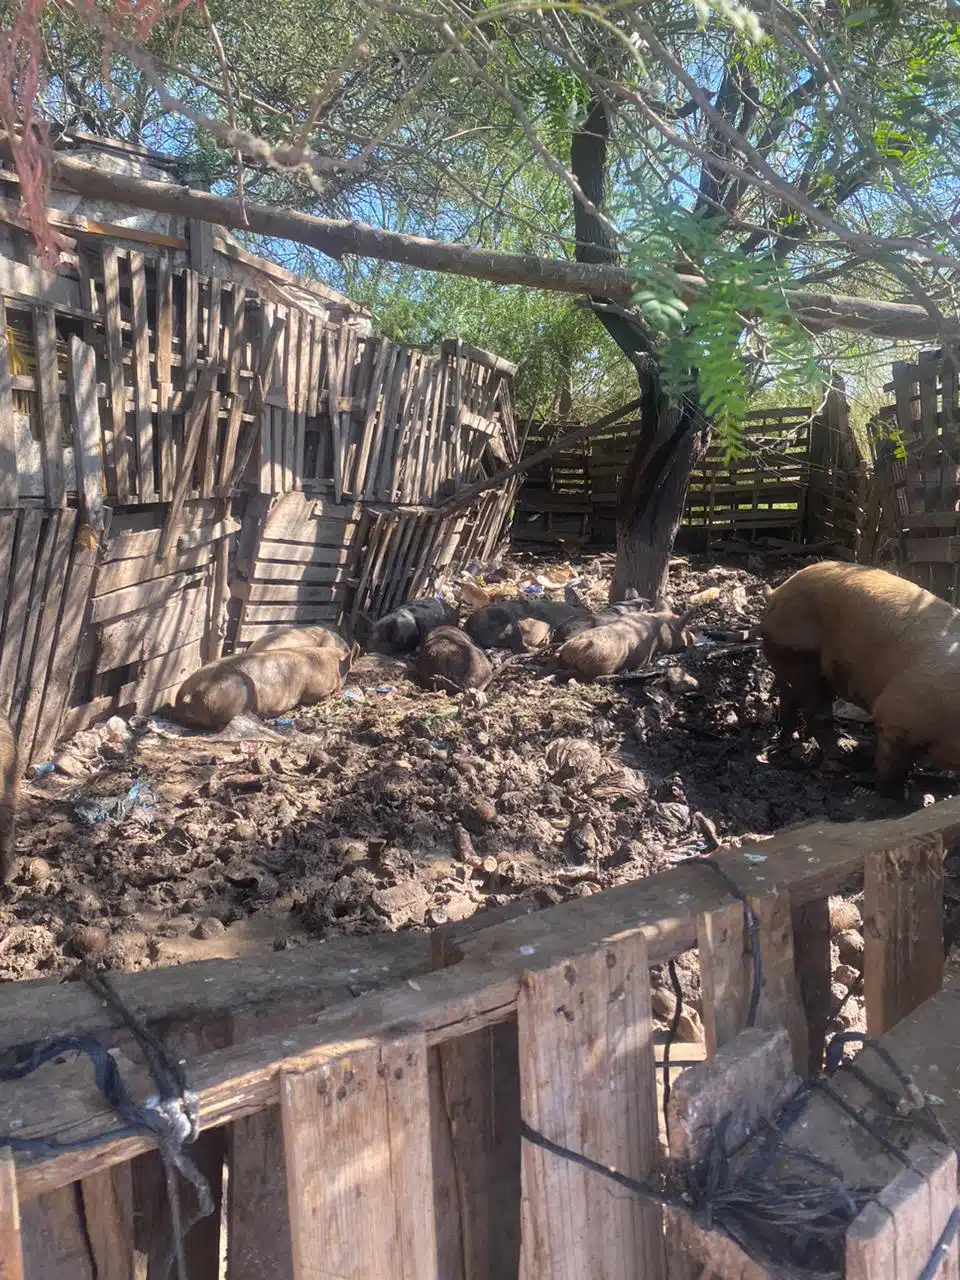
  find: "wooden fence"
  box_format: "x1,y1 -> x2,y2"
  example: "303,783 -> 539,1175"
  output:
862,347 -> 960,603
0,795 -> 957,1276
513,385 -> 865,554
0,234 -> 519,759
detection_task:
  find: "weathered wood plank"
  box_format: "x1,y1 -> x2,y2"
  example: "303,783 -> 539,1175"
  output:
281,1034 -> 437,1279
67,336 -> 106,534
697,898 -> 747,1055
158,362 -> 220,559
255,540 -> 354,567
747,891 -> 809,1073
101,246 -> 131,501
0,1148 -> 23,1280
234,580 -> 342,605
128,250 -> 155,501
97,584 -> 206,671
0,511 -> 40,718
155,253 -> 175,500
16,509 -> 76,763
32,308 -> 64,506
517,935 -> 664,1280
78,1165 -> 134,1280
791,896 -> 833,1077
8,510 -> 57,732
90,571 -> 207,625
94,544 -> 211,595
863,835 -> 944,1036
0,299 -> 18,505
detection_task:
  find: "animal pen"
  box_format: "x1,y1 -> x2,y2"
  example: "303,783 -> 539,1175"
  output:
0,796 -> 959,1276
0,133 -> 521,770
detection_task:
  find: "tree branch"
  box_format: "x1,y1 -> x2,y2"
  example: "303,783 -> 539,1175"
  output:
11,139 -> 958,342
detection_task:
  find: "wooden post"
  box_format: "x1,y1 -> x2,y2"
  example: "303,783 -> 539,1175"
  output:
33,306 -> 65,506
67,336 -> 106,535
281,1034 -> 438,1280
78,1165 -> 135,1280
517,937 -> 665,1280
847,1141 -> 959,1279
791,897 -> 832,1077
863,834 -> 945,1036
697,898 -> 747,1055
0,1148 -> 23,1280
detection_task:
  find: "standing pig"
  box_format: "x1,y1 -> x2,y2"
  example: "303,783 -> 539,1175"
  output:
0,713 -> 17,884
419,626 -> 493,691
174,643 -> 359,730
760,560 -> 960,797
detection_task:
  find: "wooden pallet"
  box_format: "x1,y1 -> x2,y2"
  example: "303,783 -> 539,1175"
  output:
1,798 -> 959,1276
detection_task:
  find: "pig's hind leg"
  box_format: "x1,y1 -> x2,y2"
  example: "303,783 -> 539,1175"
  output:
765,645 -> 837,755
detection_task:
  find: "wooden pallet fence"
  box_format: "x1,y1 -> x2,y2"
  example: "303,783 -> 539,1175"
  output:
866,347 -> 960,602
513,392 -> 865,554
0,797 -> 959,1277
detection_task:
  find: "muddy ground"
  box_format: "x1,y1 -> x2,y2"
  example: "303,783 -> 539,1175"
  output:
4,549 -> 958,1041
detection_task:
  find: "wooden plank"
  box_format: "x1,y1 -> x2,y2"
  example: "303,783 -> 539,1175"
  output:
281,1033 -> 437,1279
0,511 -> 39,717
255,541 -> 354,568
697,898 -> 747,1055
16,509 -> 76,763
306,316 -> 322,420
98,584 -> 206,671
324,327 -> 345,501
260,492 -> 356,543
158,362 -> 220,558
128,251 -> 155,501
101,246 -> 131,501
33,307 -> 64,506
294,310 -> 309,489
791,897 -> 832,1077
30,516 -> 106,765
218,284 -> 246,493
748,891 -> 809,1072
199,389 -> 220,498
94,544 -> 211,595
155,254 -> 175,500
227,1106 -> 291,1280
0,257 -> 80,310
239,602 -> 343,624
20,1187 -> 93,1280
183,269 -> 199,391
234,581 -> 342,605
90,572 -> 207,625
904,535 -> 960,564
250,561 -> 349,585
847,1142 -> 958,1280
0,1148 -> 23,1280
67,336 -> 106,534
77,1165 -> 134,1280
863,834 -> 944,1037
188,219 -> 214,275
8,510 -> 56,731
178,517 -> 240,553
517,935 -> 665,1280
103,503 -> 215,560
0,299 -> 18,505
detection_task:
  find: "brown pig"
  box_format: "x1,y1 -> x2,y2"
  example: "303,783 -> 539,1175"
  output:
557,602 -> 701,680
760,560 -> 960,797
0,713 -> 18,885
419,626 -> 493,692
174,643 -> 359,730
466,599 -> 589,651
246,624 -> 349,655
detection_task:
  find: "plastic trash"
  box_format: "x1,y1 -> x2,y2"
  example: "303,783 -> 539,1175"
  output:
374,685 -> 397,695
74,778 -> 158,826
342,687 -> 365,702
522,582 -> 544,596
31,761 -> 54,777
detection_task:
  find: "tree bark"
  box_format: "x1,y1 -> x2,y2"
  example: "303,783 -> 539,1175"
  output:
570,96 -> 711,602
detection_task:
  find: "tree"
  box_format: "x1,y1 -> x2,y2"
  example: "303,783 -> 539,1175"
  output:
6,0 -> 960,595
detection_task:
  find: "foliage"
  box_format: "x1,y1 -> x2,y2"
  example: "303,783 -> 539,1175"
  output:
11,0 -> 960,448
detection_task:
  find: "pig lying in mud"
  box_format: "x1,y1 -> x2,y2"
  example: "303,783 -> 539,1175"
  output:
368,598 -> 456,655
419,626 -> 493,692
465,600 -> 591,651
557,598 -> 712,679
246,624 -> 348,655
174,643 -> 359,730
761,559 -> 960,798
0,712 -> 18,885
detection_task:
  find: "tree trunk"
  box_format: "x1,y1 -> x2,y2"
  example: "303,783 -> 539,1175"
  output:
570,94 -> 712,602
610,391 -> 711,602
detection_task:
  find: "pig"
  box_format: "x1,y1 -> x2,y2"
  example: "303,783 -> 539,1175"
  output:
465,600 -> 590,651
0,713 -> 18,885
367,597 -> 456,655
419,626 -> 493,692
174,643 -> 359,731
553,597 -> 663,644
246,624 -> 349,655
760,560 -> 960,798
557,602 -> 703,680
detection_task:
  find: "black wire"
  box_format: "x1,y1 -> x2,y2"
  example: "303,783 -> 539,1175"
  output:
696,856 -> 762,1027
